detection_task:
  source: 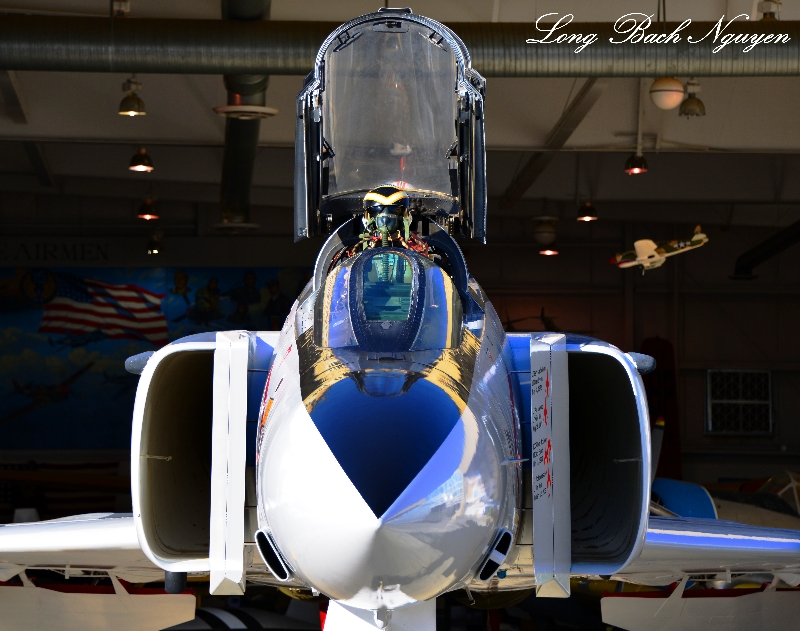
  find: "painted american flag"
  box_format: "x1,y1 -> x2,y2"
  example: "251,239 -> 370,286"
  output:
38,273 -> 169,346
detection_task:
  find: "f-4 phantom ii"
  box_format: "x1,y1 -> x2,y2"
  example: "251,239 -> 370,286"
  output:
2,9 -> 800,631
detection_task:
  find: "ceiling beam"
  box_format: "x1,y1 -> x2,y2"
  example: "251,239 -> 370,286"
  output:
0,70 -> 28,123
730,217 -> 800,279
21,141 -> 55,187
499,78 -> 606,210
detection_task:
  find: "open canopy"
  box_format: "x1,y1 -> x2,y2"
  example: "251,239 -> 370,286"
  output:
295,8 -> 487,243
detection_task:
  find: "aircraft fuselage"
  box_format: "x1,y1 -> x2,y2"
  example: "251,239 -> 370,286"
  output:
255,247 -> 521,609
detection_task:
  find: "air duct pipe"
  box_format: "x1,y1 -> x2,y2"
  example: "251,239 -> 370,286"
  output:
1,17 -> 800,77
219,0 -> 270,226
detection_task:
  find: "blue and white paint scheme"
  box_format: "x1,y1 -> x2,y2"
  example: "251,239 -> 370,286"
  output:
3,9 -> 800,631
255,232 -> 520,612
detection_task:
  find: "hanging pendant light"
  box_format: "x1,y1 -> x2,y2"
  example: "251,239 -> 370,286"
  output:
624,153 -> 648,175
532,216 -> 559,255
576,201 -> 598,222
147,231 -> 163,255
137,198 -> 159,221
129,147 -> 154,172
649,77 -> 685,110
625,79 -> 649,175
679,79 -> 706,118
119,75 -> 146,116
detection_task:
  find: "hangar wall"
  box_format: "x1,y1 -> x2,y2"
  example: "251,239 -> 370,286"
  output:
1,152 -> 799,520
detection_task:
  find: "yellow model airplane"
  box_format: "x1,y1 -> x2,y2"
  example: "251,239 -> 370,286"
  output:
613,225 -> 708,273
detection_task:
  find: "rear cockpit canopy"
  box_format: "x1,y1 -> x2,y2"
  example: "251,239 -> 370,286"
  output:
313,248 -> 463,352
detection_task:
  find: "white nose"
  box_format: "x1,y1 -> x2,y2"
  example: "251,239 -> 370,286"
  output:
257,386 -> 503,610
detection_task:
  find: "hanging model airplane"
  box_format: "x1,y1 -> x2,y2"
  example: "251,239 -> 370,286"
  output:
1,10 -> 799,631
613,225 -> 709,273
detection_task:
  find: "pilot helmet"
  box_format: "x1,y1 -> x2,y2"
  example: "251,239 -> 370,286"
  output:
363,185 -> 410,237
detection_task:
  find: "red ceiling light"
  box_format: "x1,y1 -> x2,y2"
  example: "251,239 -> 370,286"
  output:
137,198 -> 159,221
624,153 -> 648,175
539,247 -> 559,256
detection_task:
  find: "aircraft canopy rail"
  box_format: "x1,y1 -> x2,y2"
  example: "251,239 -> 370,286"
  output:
314,247 -> 463,353
295,8 -> 487,243
312,217 -> 483,321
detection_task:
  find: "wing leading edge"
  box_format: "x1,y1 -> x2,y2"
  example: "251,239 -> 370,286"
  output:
0,513 -> 161,583
618,515 -> 800,586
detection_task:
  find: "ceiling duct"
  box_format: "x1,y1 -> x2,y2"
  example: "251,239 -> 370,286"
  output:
0,18 -> 799,77
217,0 -> 270,228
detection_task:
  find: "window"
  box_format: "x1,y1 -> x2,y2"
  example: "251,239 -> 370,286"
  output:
362,253 -> 413,322
706,370 -> 771,434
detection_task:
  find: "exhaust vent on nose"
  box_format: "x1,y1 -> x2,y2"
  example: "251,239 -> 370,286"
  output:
478,529 -> 514,581
255,530 -> 292,582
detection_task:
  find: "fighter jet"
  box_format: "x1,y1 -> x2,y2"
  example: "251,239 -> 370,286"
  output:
613,225 -> 709,273
1,362 -> 94,425
1,10 -> 799,631
101,370 -> 139,399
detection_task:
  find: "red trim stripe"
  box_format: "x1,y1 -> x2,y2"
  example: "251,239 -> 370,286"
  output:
39,324 -> 168,344
44,300 -> 165,319
86,279 -> 165,301
40,314 -> 168,332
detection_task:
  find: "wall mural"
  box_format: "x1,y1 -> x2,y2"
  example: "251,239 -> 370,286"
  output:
0,266 -> 309,450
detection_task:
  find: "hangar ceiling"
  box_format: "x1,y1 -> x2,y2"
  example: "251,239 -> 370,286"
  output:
1,0 -> 800,233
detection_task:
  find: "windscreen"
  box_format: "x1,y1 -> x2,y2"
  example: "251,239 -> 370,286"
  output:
363,253 -> 413,321
314,249 -> 462,351
323,21 -> 458,197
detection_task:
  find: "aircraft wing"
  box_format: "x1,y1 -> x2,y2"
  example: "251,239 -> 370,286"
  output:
0,513 -> 162,583
618,515 -> 800,586
61,362 -> 95,387
0,400 -> 45,425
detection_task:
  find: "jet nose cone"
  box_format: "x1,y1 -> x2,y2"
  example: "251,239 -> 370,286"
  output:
258,370 -> 504,609
309,373 -> 462,517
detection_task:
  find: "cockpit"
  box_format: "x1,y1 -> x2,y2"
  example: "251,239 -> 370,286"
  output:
313,247 -> 463,353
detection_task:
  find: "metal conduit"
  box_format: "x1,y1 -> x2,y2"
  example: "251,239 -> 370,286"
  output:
1,16 -> 800,76
219,0 -> 270,225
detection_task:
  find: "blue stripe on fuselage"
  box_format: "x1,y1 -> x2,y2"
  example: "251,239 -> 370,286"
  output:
309,375 -> 462,517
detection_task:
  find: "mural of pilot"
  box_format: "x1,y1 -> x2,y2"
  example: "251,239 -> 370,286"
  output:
188,277 -> 223,325
226,269 -> 261,321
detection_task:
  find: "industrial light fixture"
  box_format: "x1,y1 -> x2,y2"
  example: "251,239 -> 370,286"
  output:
573,155 -> 598,222
532,215 -> 559,255
129,147 -> 154,172
576,201 -> 598,222
679,79 -> 706,118
649,77 -> 685,111
626,79 -> 649,175
759,0 -> 781,20
146,231 -> 163,255
118,75 -> 146,116
624,153 -> 648,175
137,198 -> 159,221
